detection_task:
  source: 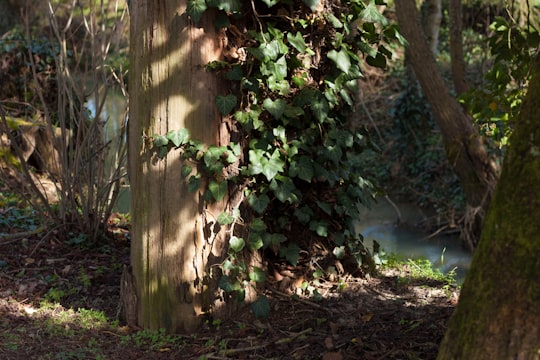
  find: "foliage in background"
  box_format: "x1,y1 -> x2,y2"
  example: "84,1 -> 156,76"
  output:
460,16 -> 540,149
152,0 -> 405,310
0,1 -> 129,243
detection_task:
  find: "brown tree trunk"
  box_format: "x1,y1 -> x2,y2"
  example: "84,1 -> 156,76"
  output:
395,0 -> 499,249
421,0 -> 442,54
128,0 -> 242,333
448,0 -> 469,95
0,0 -> 18,35
437,55 -> 540,360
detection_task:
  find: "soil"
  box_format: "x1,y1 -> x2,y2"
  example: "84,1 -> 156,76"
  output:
0,215 -> 459,360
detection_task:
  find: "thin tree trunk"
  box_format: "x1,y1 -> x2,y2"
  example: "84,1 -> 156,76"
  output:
448,0 -> 469,95
128,0 -> 236,333
437,55 -> 540,360
395,0 -> 499,249
421,0 -> 442,54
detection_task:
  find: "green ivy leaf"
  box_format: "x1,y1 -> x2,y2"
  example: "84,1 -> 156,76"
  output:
333,246 -> 346,259
248,193 -> 270,214
225,65 -> 243,81
158,146 -> 169,159
279,243 -> 301,266
316,201 -> 333,215
302,0 -> 320,12
263,98 -> 287,119
262,150 -> 286,181
309,220 -> 328,237
217,211 -> 235,225
328,49 -> 351,74
249,267 -> 267,282
287,32 -> 307,53
181,165 -> 193,178
166,128 -> 190,147
294,206 -> 313,224
219,275 -> 234,292
188,175 -> 201,193
360,1 -> 387,25
326,13 -> 343,28
251,217 -> 267,232
153,134 -> 169,147
251,295 -> 270,319
366,52 -> 387,69
270,177 -> 299,203
186,0 -> 207,22
289,156 -> 314,182
216,94 -> 237,115
248,233 -> 264,251
310,94 -> 330,122
260,0 -> 280,7
209,180 -> 228,201
248,149 -> 265,175
229,236 -> 245,252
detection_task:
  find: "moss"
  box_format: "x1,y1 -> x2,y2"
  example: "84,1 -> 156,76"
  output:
437,55 -> 540,360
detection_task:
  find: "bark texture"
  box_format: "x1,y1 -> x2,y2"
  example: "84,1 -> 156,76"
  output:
421,0 -> 442,54
395,0 -> 499,249
128,0 -> 234,333
448,0 -> 469,95
437,56 -> 540,360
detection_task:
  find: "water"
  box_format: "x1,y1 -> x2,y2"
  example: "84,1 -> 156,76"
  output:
356,200 -> 472,282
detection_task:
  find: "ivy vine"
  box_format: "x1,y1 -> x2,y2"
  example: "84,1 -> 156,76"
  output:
153,0 -> 403,315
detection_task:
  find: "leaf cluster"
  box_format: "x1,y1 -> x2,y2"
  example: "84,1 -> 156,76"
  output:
460,16 -> 540,148
154,0 -> 402,316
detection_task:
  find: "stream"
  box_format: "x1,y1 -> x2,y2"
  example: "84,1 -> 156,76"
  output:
356,200 -> 472,283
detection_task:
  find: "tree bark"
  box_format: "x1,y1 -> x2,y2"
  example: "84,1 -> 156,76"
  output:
448,0 -> 469,95
395,0 -> 499,249
128,0 -> 237,333
437,55 -> 540,360
421,0 -> 442,54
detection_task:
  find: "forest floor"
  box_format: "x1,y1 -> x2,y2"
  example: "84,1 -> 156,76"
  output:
0,211 -> 460,360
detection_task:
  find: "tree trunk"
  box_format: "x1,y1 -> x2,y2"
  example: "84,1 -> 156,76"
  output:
0,0 -> 17,35
128,0 -> 237,333
448,0 -> 469,95
437,55 -> 540,360
421,0 -> 442,54
395,0 -> 499,249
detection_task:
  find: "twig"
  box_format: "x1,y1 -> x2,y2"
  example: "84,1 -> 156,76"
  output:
267,287 -> 332,313
0,226 -> 47,244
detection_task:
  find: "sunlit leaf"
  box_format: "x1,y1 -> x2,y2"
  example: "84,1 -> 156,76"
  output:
166,128 -> 190,147
333,246 -> 346,259
287,32 -> 307,53
328,49 -> 351,74
209,180 -> 228,201
186,0 -> 207,22
217,211 -> 235,225
153,134 -> 169,147
249,267 -> 267,282
360,1 -> 387,25
229,236 -> 245,252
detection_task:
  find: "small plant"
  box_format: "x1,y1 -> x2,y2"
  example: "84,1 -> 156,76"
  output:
123,328 -> 185,351
45,287 -> 66,302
